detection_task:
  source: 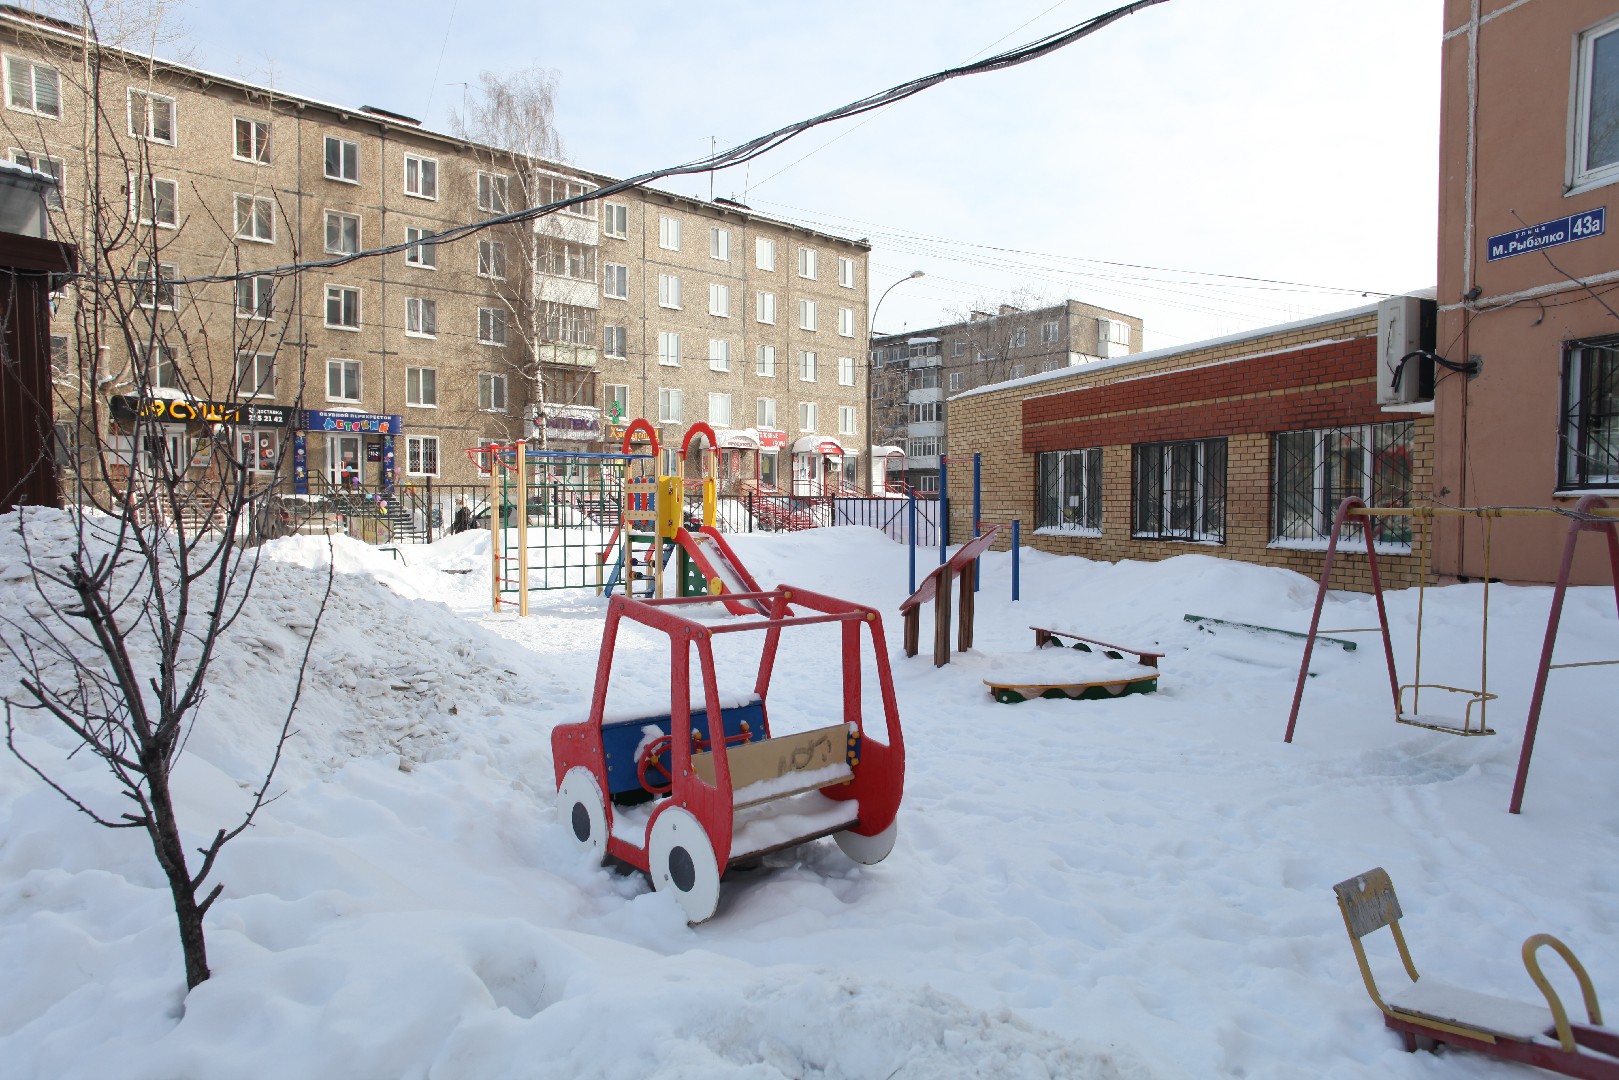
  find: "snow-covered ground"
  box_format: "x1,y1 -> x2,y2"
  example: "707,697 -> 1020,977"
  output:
2,510 -> 1616,1079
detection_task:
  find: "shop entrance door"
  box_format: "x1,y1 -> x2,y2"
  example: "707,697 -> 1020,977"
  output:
328,434 -> 362,487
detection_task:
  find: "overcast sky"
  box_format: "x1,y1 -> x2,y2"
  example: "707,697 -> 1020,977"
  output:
168,0 -> 1442,350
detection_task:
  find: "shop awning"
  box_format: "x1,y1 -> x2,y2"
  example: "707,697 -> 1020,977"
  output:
792,435 -> 850,456
714,427 -> 762,450
870,444 -> 905,459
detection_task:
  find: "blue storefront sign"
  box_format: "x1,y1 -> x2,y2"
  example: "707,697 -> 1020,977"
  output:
1486,208 -> 1605,262
295,410 -> 403,495
302,409 -> 402,435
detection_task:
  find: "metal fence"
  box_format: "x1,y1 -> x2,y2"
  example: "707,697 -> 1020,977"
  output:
709,491 -> 941,546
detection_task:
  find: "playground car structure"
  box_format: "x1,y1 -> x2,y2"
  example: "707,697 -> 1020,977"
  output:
551,584 -> 905,922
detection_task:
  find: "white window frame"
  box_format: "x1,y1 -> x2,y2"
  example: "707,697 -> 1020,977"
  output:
756,236 -> 777,271
838,405 -> 857,436
709,338 -> 730,372
324,135 -> 359,183
134,175 -> 178,228
325,285 -> 360,330
136,260 -> 176,310
799,401 -> 817,432
603,202 -> 628,239
1012,327 -> 1027,348
478,307 -> 508,346
403,153 -> 438,200
658,214 -> 680,251
233,117 -> 270,164
326,357 -> 362,403
658,273 -> 682,310
405,295 -> 437,338
1042,320 -> 1060,345
325,210 -> 360,255
710,226 -> 730,261
148,343 -> 180,391
236,274 -> 273,320
756,290 -> 776,325
604,383 -> 629,416
235,351 -> 275,398
234,193 -> 274,243
799,350 -> 818,382
756,344 -> 776,378
1572,16 -> 1619,192
838,307 -> 855,337
10,149 -> 62,208
799,299 -> 818,332
756,397 -> 776,428
948,371 -> 965,392
603,323 -> 627,359
838,256 -> 855,288
658,331 -> 681,367
477,238 -> 507,280
128,87 -> 175,144
405,435 -> 440,477
405,226 -> 437,268
5,56 -> 60,119
406,365 -> 437,408
479,372 -> 508,413
477,171 -> 508,213
797,246 -> 817,280
708,391 -> 732,427
709,282 -> 730,317
658,387 -> 683,423
838,356 -> 856,386
604,262 -> 628,299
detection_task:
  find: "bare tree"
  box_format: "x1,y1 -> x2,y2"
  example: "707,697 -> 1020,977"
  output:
452,67 -> 595,452
0,7 -> 331,991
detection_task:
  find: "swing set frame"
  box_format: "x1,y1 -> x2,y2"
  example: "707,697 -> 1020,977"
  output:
1284,495 -> 1619,813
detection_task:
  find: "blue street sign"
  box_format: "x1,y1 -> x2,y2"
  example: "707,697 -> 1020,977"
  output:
1487,208 -> 1605,262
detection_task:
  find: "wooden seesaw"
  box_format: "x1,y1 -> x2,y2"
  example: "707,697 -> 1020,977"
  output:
983,626 -> 1162,704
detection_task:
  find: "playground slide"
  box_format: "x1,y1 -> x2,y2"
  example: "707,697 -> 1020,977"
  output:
676,527 -> 770,616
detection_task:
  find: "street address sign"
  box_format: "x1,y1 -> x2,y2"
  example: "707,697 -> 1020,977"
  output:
1486,208 -> 1605,262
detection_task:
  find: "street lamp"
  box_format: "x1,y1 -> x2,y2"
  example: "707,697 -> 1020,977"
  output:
866,270 -> 925,492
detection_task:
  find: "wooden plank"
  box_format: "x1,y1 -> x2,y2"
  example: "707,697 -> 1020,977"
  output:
1333,867 -> 1401,940
934,566 -> 952,667
1032,626 -> 1163,667
691,722 -> 848,791
903,607 -> 919,658
958,561 -> 975,653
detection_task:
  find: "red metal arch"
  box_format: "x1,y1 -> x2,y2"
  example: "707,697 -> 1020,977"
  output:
680,423 -> 718,470
621,418 -> 660,457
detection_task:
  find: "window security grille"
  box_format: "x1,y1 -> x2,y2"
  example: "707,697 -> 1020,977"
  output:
1132,438 -> 1227,541
1037,448 -> 1102,532
1273,422 -> 1413,545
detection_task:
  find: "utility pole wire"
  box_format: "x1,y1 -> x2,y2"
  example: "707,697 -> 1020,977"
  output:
103,0 -> 1171,290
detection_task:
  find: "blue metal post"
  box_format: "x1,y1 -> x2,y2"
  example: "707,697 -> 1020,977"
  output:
908,490 -> 917,595
938,456 -> 948,565
1012,519 -> 1021,601
973,452 -> 982,593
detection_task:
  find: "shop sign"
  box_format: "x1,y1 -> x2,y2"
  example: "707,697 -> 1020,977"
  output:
1487,207 -> 1605,262
757,427 -> 787,449
110,395 -> 294,427
543,405 -> 602,440
303,409 -> 401,435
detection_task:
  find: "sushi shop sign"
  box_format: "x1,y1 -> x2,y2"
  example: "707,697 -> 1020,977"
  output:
110,395 -> 293,427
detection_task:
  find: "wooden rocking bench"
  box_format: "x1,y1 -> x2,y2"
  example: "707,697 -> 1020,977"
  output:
1032,627 -> 1163,668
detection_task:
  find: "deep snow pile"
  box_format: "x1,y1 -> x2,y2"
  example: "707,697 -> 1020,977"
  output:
1,512 -> 1616,1079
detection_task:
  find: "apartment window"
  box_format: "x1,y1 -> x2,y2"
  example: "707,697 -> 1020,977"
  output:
327,358 -> 361,402
838,356 -> 855,386
604,383 -> 629,417
234,194 -> 274,242
405,226 -> 437,268
135,260 -> 176,309
5,57 -> 60,118
709,338 -> 730,371
406,435 -> 440,477
233,118 -> 270,164
324,136 -> 359,183
1560,337 -> 1619,487
1012,328 -> 1027,348
236,274 -> 273,319
1133,438 -> 1227,542
538,237 -> 595,279
478,307 -> 508,346
914,368 -> 941,390
1041,320 -> 1060,345
799,351 -> 818,382
709,282 -> 731,317
1275,422 -> 1414,545
541,302 -> 593,346
539,174 -> 595,216
135,176 -> 177,227
948,371 -> 965,392
756,397 -> 776,428
658,387 -> 683,423
325,211 -> 359,255
909,401 -> 944,423
799,299 -> 818,331
1039,359 -> 1061,373
799,402 -> 817,432
909,436 -> 943,458
658,331 -> 681,367
1011,363 -> 1026,379
756,344 -> 776,377
1037,448 -> 1102,533
756,236 -> 776,271
403,154 -> 438,199
658,214 -> 680,250
406,365 -> 437,407
603,202 -> 628,239
1574,17 -> 1619,190
128,88 -> 175,143
148,343 -> 179,391
798,246 -> 817,279
325,285 -> 360,329
405,296 -> 437,338
478,239 -> 507,280
838,256 -> 855,289
952,340 -> 966,358
838,307 -> 855,337
603,262 -> 628,299
709,392 -> 732,426
236,351 -> 275,398
603,323 -> 627,358
479,372 -> 508,412
658,273 -> 682,309
710,226 -> 729,261
478,171 -> 508,213
756,290 -> 776,324
10,150 -> 61,208
838,406 -> 857,436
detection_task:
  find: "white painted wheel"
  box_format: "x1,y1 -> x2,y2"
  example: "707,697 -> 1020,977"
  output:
647,806 -> 721,923
557,767 -> 608,864
835,819 -> 897,865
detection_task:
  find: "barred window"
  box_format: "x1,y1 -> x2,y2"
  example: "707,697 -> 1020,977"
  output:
1133,438 -> 1226,541
1561,338 -> 1619,488
1037,448 -> 1102,533
1274,422 -> 1413,545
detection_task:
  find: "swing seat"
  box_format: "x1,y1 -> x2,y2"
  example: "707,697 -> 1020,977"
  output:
1396,683 -> 1497,736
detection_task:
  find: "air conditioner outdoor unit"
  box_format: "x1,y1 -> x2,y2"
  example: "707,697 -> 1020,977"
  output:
1375,295 -> 1436,405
